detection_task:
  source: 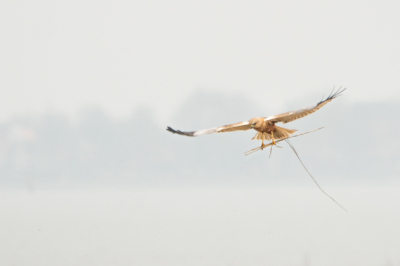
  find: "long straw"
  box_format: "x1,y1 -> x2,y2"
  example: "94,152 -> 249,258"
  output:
244,127 -> 324,156
244,127 -> 347,211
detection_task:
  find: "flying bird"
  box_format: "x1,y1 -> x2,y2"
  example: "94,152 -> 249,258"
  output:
167,88 -> 345,150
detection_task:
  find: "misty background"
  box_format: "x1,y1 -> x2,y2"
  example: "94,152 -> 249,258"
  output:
1,90 -> 399,189
1,0 -> 400,265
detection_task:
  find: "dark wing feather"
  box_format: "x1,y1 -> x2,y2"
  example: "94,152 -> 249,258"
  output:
265,87 -> 346,124
166,126 -> 196,136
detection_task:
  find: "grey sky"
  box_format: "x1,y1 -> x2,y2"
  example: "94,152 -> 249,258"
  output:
1,0 -> 400,123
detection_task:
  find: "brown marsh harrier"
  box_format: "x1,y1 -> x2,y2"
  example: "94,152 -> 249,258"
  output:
167,88 -> 345,150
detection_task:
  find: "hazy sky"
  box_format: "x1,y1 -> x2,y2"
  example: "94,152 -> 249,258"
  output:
1,1 -> 400,265
1,0 -> 400,123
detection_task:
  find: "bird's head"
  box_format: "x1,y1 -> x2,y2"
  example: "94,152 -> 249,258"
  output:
249,117 -> 264,129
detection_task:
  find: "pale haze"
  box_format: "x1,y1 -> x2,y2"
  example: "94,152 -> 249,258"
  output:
1,1 -> 400,265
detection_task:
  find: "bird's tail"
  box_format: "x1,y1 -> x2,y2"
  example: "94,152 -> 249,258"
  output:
252,126 -> 297,141
274,126 -> 297,139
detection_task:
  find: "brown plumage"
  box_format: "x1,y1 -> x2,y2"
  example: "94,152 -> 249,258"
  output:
167,87 -> 345,149
248,117 -> 297,147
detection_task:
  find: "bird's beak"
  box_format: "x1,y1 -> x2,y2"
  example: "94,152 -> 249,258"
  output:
251,124 -> 254,128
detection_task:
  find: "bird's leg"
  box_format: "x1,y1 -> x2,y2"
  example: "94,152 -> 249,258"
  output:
271,131 -> 277,145
260,140 -> 266,150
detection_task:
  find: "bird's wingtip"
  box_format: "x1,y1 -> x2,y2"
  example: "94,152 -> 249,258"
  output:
166,126 -> 195,136
318,86 -> 347,105
166,126 -> 176,133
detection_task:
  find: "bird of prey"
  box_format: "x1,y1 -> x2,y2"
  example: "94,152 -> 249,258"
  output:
167,88 -> 345,150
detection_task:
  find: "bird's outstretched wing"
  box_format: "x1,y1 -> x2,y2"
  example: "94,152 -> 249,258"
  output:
167,121 -> 251,137
264,87 -> 346,124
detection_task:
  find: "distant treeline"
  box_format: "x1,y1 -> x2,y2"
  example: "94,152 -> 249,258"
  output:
0,90 -> 398,188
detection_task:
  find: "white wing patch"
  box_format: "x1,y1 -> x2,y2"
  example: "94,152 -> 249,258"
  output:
193,128 -> 218,136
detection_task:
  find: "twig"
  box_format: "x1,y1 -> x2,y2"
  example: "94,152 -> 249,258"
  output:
244,127 -> 324,156
244,127 -> 347,211
285,139 -> 347,212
